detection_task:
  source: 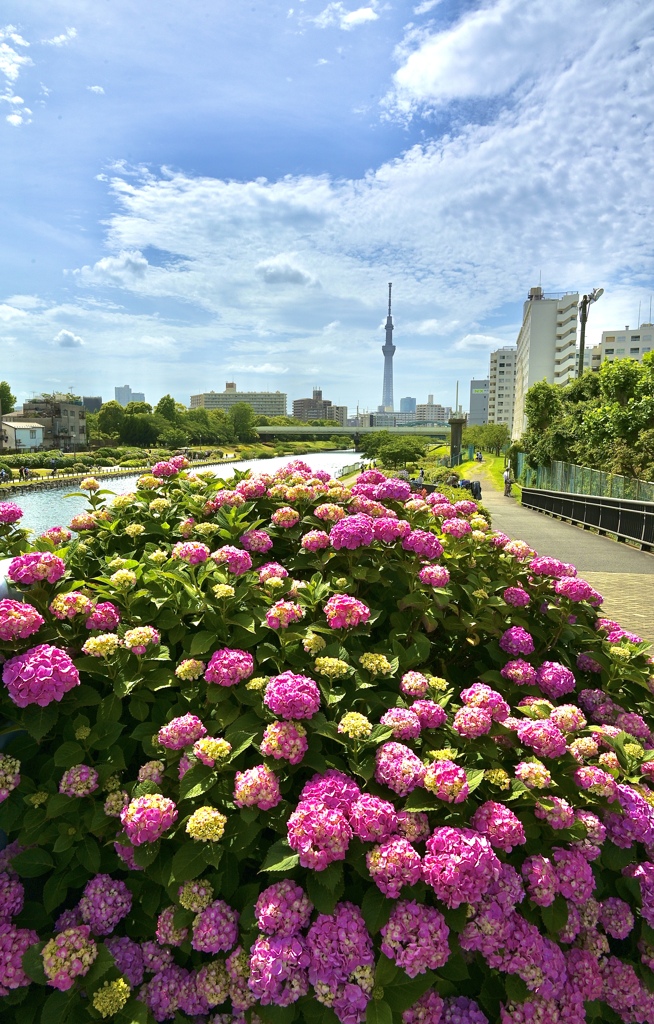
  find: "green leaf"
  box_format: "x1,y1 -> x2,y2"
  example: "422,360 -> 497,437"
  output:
171,841 -> 212,882
365,1000 -> 393,1024
21,944 -> 47,985
97,693 -> 123,723
437,952 -> 469,981
133,841 -> 160,868
257,1005 -> 298,1024
374,954 -> 398,987
21,704 -> 58,742
46,794 -> 74,819
40,990 -> 70,1024
53,741 -> 85,768
77,836 -> 101,873
306,872 -> 342,915
43,874 -> 68,915
83,945 -> 115,988
402,790 -> 438,812
504,974 -> 530,1003
601,842 -> 635,872
13,848 -> 54,877
121,999 -> 149,1024
190,630 -> 216,656
260,839 -> 299,873
384,973 -> 435,1013
179,764 -> 216,801
541,895 -> 568,935
465,768 -> 486,794
361,885 -> 393,934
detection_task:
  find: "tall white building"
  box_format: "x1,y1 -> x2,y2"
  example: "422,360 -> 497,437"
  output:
415,395 -> 452,423
512,287 -> 579,439
190,382 -> 287,417
115,385 -> 145,407
488,347 -> 517,432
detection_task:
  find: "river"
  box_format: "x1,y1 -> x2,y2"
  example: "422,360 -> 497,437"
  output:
9,451 -> 361,537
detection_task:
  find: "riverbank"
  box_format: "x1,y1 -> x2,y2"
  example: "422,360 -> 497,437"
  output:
0,440 -> 354,496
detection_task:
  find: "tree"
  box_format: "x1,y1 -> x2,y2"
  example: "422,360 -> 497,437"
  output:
159,426 -> 190,449
124,401 -> 153,415
378,437 -> 428,468
155,395 -> 177,422
97,401 -> 125,437
0,381 -> 16,415
229,403 -> 258,443
120,413 -> 160,447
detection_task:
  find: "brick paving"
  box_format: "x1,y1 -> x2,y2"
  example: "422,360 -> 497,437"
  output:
474,470 -> 654,643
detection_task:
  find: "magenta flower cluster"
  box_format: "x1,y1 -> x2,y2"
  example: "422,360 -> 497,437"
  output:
2,644 -> 80,707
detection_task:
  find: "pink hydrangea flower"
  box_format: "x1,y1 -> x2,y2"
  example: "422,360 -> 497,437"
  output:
599,897 -> 634,939
0,501 -> 23,525
516,719 -> 567,758
422,827 -> 500,908
59,764 -> 99,797
499,627 -> 535,656
211,545 -> 252,575
301,530 -> 330,551
470,801 -> 526,852
255,880 -> 314,937
374,478 -> 412,501
381,707 -> 422,740
41,525 -> 72,545
348,794 -> 398,842
375,742 -> 425,796
234,764 -> 281,810
373,517 -> 411,543
522,854 -> 558,906
85,601 -> 121,630
248,934 -> 310,1006
155,906 -> 188,947
258,561 -> 289,582
152,460 -> 177,477
2,644 -> 79,708
192,899 -> 239,953
79,874 -> 132,935
324,593 -> 370,629
423,760 -> 469,803
260,720 -> 308,765
574,765 -> 619,801
299,770 -> 361,813
239,528 -> 273,553
402,530 -> 444,559
529,556 -> 576,578
271,507 -> 300,528
42,926 -> 97,991
400,672 -> 430,698
205,490 -> 245,512
501,659 -> 537,685
124,625 -> 160,655
158,713 -> 207,750
265,671 -> 321,719
441,518 -> 472,538
381,900 -> 450,976
265,600 -> 305,629
397,811 -> 431,842
534,796 -> 575,830
235,476 -> 269,498
368,838 -> 422,898
329,513 -> 375,550
172,541 -> 211,564
460,682 -> 509,721
49,592 -> 93,621
205,648 -> 254,686
535,661 -> 576,699
0,870 -> 24,919
8,552 -> 66,585
120,794 -> 178,845
453,706 -> 492,738
503,587 -> 530,607
0,599 -> 44,642
288,800 -> 353,871
418,565 -> 451,587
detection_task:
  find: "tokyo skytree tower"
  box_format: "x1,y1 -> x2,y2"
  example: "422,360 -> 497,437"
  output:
381,282 -> 395,410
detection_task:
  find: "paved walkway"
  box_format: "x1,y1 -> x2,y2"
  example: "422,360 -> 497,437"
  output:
476,471 -> 654,643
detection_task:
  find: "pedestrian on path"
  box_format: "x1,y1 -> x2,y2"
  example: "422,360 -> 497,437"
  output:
503,466 -> 512,497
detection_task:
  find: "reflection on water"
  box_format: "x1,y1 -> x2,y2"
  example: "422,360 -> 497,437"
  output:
13,452 -> 360,537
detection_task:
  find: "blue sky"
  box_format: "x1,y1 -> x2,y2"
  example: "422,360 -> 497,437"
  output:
1,0 -> 654,414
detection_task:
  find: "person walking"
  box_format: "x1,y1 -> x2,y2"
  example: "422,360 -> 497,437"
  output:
503,466 -> 512,497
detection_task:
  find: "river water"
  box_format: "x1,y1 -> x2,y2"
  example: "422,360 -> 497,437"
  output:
10,451 -> 361,537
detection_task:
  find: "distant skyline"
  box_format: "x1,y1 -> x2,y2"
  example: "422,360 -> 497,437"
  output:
2,1 -> 654,412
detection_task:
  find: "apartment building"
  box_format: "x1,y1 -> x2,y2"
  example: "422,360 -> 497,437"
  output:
293,389 -> 347,425
488,346 -> 517,433
191,383 -> 287,417
468,380 -> 489,426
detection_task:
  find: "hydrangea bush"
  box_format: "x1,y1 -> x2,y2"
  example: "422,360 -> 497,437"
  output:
0,464 -> 654,1024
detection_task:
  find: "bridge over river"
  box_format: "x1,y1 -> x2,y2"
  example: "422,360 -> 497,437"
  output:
256,425 -> 450,442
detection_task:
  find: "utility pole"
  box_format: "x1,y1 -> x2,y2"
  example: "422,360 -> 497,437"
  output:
577,287 -> 604,377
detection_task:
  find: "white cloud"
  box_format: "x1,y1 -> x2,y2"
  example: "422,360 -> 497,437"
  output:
6,112 -> 23,126
226,362 -> 289,375
87,85 -> 105,95
413,0 -> 444,13
312,2 -> 379,31
54,329 -> 84,348
74,250 -> 150,286
0,303 -> 28,321
255,256 -> 316,286
42,27 -> 77,47
316,58 -> 330,65
388,0 -> 596,115
454,333 -> 505,351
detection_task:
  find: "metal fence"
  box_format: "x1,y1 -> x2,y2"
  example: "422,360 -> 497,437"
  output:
516,454 -> 654,502
521,488 -> 654,550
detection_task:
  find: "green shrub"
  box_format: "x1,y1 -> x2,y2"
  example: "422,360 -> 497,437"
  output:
0,464 -> 652,1024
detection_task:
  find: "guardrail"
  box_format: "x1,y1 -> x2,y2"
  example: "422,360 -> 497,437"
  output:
521,487 -> 654,551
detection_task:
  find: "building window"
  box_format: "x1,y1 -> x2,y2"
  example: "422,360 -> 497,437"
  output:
30,430 -> 36,439
604,348 -> 614,355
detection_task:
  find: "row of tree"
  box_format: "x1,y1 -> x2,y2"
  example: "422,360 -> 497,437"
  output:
520,355 -> 654,478
462,422 -> 510,455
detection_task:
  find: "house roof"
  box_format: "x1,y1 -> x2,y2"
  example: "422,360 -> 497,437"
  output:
2,421 -> 45,430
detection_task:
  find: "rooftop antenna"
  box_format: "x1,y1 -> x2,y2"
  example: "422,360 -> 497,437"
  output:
539,269 -> 542,288
388,282 -> 392,316
455,380 -> 459,413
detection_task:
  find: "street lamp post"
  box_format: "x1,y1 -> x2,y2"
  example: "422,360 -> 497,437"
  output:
577,287 -> 604,378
